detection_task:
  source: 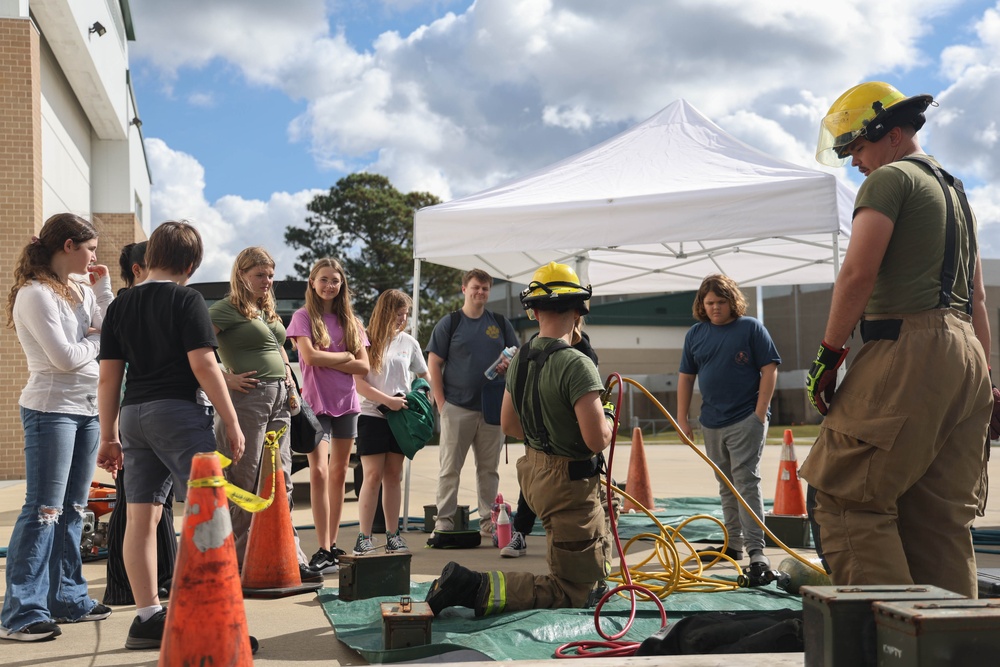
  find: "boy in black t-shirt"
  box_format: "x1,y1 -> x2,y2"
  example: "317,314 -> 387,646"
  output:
97,221 -> 245,650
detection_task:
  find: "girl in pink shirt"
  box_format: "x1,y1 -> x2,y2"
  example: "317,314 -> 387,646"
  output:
286,258 -> 369,573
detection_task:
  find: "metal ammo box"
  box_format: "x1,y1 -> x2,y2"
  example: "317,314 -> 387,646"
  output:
422,504 -> 470,532
763,511 -> 812,548
338,551 -> 411,601
874,599 -> 1000,666
381,596 -> 433,650
976,568 -> 1000,598
801,585 -> 966,667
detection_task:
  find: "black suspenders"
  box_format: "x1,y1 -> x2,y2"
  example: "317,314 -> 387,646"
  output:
900,155 -> 978,315
512,340 -> 570,454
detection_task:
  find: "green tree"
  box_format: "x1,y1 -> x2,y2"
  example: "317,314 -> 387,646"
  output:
285,172 -> 464,347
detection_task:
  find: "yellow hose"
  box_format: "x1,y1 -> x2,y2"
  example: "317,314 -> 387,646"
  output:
604,376 -> 826,599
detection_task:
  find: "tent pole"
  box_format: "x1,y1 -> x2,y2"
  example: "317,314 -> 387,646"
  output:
755,285 -> 765,325
832,232 -> 841,278
402,258 -> 422,532
411,259 -> 422,340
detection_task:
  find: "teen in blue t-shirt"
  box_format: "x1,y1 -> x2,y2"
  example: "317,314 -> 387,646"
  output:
677,274 -> 780,568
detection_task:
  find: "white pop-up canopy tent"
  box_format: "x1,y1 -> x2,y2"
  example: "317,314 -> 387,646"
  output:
403,100 -> 857,528
413,99 -> 856,301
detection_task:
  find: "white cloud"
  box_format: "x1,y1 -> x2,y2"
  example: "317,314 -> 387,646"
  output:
145,138 -> 323,283
131,0 -> 1000,256
129,1 -> 965,193
187,92 -> 215,108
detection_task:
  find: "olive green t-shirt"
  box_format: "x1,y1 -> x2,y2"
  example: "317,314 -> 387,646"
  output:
505,337 -> 604,460
856,155 -> 975,314
208,299 -> 287,380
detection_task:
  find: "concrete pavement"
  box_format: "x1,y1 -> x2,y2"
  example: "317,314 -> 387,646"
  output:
2,436 -> 999,666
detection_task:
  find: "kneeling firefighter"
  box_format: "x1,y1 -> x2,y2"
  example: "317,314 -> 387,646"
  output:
425,262 -> 616,616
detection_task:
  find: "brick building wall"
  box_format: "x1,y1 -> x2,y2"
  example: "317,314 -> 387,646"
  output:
0,19 -> 42,480
94,212 -> 147,294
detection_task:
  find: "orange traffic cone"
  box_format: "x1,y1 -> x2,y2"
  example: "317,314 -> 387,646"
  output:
773,429 -> 807,515
622,427 -> 657,513
159,452 -> 252,667
241,448 -> 323,598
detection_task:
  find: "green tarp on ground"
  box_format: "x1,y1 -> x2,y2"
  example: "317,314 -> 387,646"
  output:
320,581 -> 801,663
322,496 -> 800,663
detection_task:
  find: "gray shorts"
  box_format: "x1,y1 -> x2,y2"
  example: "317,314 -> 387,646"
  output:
317,412 -> 359,440
120,399 -> 217,503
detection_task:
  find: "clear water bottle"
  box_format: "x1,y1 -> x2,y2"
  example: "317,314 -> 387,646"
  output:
484,346 -> 518,380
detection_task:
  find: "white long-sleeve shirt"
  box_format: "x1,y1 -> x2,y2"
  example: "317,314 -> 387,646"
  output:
14,276 -> 113,415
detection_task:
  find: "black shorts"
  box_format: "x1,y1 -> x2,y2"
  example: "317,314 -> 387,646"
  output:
356,414 -> 404,457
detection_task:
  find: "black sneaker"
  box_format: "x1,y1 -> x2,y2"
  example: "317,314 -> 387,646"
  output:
125,608 -> 167,650
425,561 -> 486,616
308,548 -> 338,574
250,635 -> 259,655
0,620 -> 62,642
299,563 -> 324,584
697,545 -> 743,563
56,603 -> 112,623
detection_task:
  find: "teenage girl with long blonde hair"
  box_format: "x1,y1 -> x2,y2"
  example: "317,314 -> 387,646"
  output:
286,258 -> 369,573
209,247 -> 314,578
352,289 -> 428,555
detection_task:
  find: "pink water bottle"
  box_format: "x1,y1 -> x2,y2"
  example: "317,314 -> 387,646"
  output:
496,503 -> 512,550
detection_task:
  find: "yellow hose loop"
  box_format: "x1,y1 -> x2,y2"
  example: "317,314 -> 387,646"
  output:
190,427 -> 287,514
607,377 -> 826,578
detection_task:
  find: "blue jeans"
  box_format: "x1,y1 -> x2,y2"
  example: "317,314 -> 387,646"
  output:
1,408 -> 100,631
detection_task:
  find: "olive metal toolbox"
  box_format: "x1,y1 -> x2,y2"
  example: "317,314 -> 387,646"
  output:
873,599 -> 1000,666
338,551 -> 411,601
801,585 -> 966,667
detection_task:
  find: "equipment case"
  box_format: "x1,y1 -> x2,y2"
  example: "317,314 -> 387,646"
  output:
338,551 -> 411,601
874,599 -> 1000,666
801,585 -> 965,667
381,597 -> 433,650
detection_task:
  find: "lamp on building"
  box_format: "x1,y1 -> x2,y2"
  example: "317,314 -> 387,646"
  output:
130,117 -> 142,128
89,22 -> 107,37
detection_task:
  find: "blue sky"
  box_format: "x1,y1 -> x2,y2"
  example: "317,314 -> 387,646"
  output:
127,1 -> 1000,282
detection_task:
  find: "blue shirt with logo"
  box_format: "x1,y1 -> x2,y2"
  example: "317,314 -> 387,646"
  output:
679,316 -> 780,428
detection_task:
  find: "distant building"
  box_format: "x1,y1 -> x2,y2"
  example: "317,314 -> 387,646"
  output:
1,1 -> 149,479
490,269 -> 1000,430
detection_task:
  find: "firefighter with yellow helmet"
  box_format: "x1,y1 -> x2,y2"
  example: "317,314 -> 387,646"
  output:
800,82 -> 993,597
424,262 -> 615,615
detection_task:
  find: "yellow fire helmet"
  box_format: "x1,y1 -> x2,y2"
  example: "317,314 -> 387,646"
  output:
519,262 -> 592,320
816,81 -> 934,167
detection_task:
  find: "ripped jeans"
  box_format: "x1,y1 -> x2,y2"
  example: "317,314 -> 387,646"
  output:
1,407 -> 99,632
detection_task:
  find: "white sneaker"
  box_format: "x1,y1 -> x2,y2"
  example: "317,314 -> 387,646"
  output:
500,531 -> 527,558
0,621 -> 62,642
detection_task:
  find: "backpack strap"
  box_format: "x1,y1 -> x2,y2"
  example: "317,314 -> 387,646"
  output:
512,339 -> 572,454
446,310 -> 514,349
900,155 -> 978,315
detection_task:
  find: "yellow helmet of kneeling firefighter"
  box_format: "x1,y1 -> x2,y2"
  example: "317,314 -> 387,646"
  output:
519,262 -> 592,320
816,81 -> 933,167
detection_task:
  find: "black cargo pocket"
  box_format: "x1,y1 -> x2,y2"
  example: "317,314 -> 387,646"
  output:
801,397 -> 906,503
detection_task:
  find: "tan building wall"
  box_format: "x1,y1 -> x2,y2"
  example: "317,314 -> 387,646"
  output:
0,18 -> 42,480
94,212 -> 147,294
0,20 -> 145,479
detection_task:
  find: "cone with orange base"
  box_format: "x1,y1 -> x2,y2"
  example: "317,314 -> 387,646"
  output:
241,447 -> 323,598
622,427 -> 658,513
773,429 -> 807,515
159,452 -> 252,667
